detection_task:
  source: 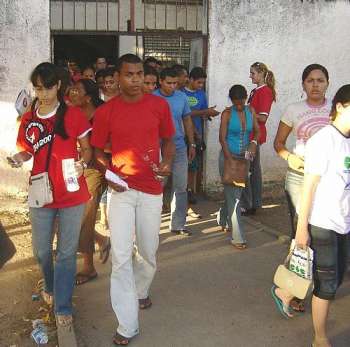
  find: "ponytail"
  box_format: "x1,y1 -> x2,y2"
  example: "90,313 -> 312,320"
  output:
55,91 -> 68,139
251,62 -> 277,101
264,69 -> 276,102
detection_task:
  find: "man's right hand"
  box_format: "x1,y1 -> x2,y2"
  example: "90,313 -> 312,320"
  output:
107,180 -> 127,193
206,106 -> 220,118
287,154 -> 304,173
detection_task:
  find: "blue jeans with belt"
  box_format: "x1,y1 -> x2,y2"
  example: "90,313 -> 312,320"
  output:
29,203 -> 85,315
170,147 -> 188,230
217,151 -> 246,244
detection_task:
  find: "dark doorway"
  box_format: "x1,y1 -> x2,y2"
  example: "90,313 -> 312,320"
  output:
53,34 -> 118,68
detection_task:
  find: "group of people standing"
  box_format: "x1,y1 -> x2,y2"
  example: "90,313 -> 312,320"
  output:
7,54 -> 350,347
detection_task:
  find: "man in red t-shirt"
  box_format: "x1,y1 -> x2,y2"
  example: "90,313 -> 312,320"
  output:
91,54 -> 175,345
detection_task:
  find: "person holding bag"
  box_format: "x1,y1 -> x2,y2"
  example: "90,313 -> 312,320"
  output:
294,85 -> 350,347
8,62 -> 92,329
217,85 -> 259,249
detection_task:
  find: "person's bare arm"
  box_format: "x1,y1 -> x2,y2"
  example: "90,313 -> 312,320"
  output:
7,151 -> 32,168
183,115 -> 196,162
156,137 -> 175,176
256,113 -> 268,122
75,135 -> 93,177
274,121 -> 304,172
246,107 -> 260,156
295,173 -> 320,248
219,109 -> 232,159
190,106 -> 220,118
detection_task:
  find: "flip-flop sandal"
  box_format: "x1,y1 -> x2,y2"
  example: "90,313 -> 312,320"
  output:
290,298 -> 305,312
38,288 -> 53,307
231,242 -> 247,250
75,272 -> 98,286
113,332 -> 130,345
139,297 -> 152,310
100,237 -> 111,264
271,285 -> 293,319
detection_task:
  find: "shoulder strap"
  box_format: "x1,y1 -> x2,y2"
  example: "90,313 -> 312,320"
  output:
45,134 -> 55,172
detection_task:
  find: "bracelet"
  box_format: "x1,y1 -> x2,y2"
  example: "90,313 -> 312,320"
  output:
190,143 -> 197,148
250,140 -> 258,145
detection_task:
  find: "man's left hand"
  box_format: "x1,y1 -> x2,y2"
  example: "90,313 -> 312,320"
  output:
188,147 -> 196,162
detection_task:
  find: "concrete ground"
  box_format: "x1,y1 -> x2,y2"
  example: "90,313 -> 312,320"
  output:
73,200 -> 350,347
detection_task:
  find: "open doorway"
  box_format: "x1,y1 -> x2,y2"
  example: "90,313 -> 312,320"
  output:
53,34 -> 118,68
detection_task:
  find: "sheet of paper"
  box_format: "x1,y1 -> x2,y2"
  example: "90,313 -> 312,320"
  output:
105,169 -> 129,190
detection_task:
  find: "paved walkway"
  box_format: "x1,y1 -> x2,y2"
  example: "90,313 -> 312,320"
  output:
74,200 -> 350,347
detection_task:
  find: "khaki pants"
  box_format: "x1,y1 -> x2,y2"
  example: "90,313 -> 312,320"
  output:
78,168 -> 107,254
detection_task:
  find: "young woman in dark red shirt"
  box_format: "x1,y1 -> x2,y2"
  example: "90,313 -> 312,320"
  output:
241,62 -> 276,215
8,62 -> 92,329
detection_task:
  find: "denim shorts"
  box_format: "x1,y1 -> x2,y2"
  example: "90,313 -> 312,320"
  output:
310,225 -> 349,300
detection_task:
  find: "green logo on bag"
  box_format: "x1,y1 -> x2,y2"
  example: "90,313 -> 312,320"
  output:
344,157 -> 350,169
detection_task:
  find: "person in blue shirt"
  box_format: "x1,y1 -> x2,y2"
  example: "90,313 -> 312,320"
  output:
154,68 -> 196,236
183,67 -> 220,205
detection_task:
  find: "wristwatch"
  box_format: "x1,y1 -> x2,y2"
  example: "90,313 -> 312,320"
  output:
190,143 -> 197,148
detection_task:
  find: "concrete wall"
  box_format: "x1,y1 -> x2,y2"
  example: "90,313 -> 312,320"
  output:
205,0 -> 350,193
0,0 -> 50,196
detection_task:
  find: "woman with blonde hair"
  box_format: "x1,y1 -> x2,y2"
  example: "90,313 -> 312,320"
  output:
241,62 -> 276,215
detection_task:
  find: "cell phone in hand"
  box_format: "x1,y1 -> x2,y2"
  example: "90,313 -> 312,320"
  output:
7,156 -> 21,168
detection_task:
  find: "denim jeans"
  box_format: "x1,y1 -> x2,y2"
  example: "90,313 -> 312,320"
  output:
284,169 -> 304,238
170,147 -> 188,230
218,151 -> 246,244
241,144 -> 262,210
108,189 -> 162,338
29,203 -> 85,315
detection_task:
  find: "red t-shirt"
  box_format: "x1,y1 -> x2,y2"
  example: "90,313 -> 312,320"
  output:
91,94 -> 175,195
248,85 -> 274,144
17,106 -> 92,208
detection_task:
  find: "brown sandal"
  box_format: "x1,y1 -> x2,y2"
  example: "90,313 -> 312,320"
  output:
113,332 -> 130,345
231,242 -> 247,250
139,296 -> 152,310
290,298 -> 305,312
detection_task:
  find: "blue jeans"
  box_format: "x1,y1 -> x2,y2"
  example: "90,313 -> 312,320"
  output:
241,144 -> 262,210
29,203 -> 85,315
170,148 -> 188,230
284,169 -> 304,238
218,151 -> 246,244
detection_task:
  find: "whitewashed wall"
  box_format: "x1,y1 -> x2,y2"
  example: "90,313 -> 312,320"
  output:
205,0 -> 350,193
0,0 -> 50,196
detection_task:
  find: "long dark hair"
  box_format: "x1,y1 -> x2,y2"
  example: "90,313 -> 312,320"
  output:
330,84 -> 350,121
77,79 -> 104,108
30,62 -> 68,139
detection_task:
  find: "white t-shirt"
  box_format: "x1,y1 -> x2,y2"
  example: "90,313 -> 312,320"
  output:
305,125 -> 350,234
281,99 -> 332,157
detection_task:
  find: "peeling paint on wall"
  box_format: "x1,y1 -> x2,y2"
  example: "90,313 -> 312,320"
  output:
0,0 -> 50,196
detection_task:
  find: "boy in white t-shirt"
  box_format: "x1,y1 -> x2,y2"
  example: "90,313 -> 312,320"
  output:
279,85 -> 350,347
